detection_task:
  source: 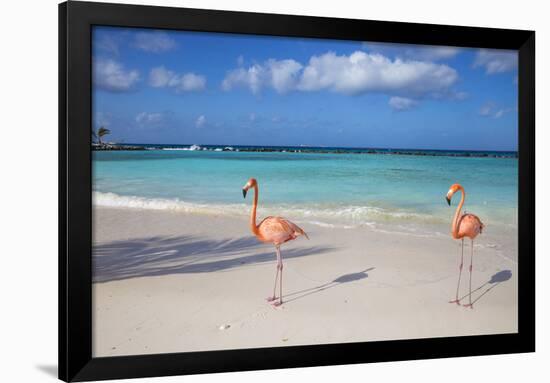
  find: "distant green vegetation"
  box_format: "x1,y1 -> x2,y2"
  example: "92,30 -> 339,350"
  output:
93,126 -> 111,145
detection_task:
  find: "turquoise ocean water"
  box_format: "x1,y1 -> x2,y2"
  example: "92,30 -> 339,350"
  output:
92,145 -> 518,244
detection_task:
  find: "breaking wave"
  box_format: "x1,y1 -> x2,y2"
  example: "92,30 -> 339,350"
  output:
93,191 -> 446,230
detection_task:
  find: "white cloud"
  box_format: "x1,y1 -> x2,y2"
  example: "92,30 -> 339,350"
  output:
474,49 -> 517,74
93,59 -> 140,92
388,96 -> 418,111
222,64 -> 263,94
134,31 -> 177,53
493,108 -> 516,119
149,67 -> 171,87
222,51 -> 458,99
268,59 -> 303,93
195,115 -> 206,128
149,66 -> 206,92
222,59 -> 303,94
479,102 -> 495,116
479,102 -> 515,119
178,73 -> 206,91
493,109 -> 506,119
298,51 -> 458,96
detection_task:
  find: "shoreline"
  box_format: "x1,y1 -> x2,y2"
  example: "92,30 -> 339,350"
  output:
92,206 -> 518,356
92,192 -> 519,262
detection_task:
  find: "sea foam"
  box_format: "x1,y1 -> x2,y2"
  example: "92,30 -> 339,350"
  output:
92,191 -> 446,231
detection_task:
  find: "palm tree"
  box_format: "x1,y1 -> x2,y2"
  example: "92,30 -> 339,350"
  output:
97,126 -> 111,145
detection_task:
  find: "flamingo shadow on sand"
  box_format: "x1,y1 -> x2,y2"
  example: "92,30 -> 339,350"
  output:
282,267 -> 375,304
456,269 -> 512,306
93,235 -> 335,283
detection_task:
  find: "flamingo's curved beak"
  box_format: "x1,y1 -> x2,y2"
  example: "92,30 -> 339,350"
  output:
242,189 -> 247,199
446,196 -> 451,206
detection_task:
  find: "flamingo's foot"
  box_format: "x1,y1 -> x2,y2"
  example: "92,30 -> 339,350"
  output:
448,299 -> 461,305
271,300 -> 283,307
266,296 -> 277,302
462,303 -> 474,309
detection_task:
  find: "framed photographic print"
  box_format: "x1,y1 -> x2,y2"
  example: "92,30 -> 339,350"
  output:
59,1 -> 535,381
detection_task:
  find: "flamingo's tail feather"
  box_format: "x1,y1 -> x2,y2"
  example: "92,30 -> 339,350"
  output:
296,225 -> 309,240
286,220 -> 309,240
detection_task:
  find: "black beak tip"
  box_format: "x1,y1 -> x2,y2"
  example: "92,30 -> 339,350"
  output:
446,197 -> 451,206
242,189 -> 247,198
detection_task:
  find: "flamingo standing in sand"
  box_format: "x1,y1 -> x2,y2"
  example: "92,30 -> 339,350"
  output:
446,183 -> 485,309
242,178 -> 308,306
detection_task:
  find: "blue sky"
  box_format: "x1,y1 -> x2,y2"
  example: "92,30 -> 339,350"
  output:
92,26 -> 518,151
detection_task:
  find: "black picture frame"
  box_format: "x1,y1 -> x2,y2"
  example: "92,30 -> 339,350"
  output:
59,1 -> 535,381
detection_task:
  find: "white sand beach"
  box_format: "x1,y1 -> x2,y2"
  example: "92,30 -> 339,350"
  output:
92,207 -> 517,357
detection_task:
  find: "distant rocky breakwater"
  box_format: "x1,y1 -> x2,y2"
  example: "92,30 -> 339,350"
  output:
91,143 -> 518,158
92,143 -> 146,151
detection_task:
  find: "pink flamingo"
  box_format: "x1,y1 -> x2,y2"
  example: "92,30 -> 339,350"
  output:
242,178 -> 308,306
446,183 -> 485,309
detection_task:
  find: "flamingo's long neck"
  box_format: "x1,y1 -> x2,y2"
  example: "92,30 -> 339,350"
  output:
451,187 -> 465,239
250,185 -> 260,236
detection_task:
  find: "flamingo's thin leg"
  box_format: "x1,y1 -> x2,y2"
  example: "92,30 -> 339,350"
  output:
272,246 -> 283,306
267,263 -> 279,302
463,240 -> 474,309
279,261 -> 283,306
449,239 -> 464,305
